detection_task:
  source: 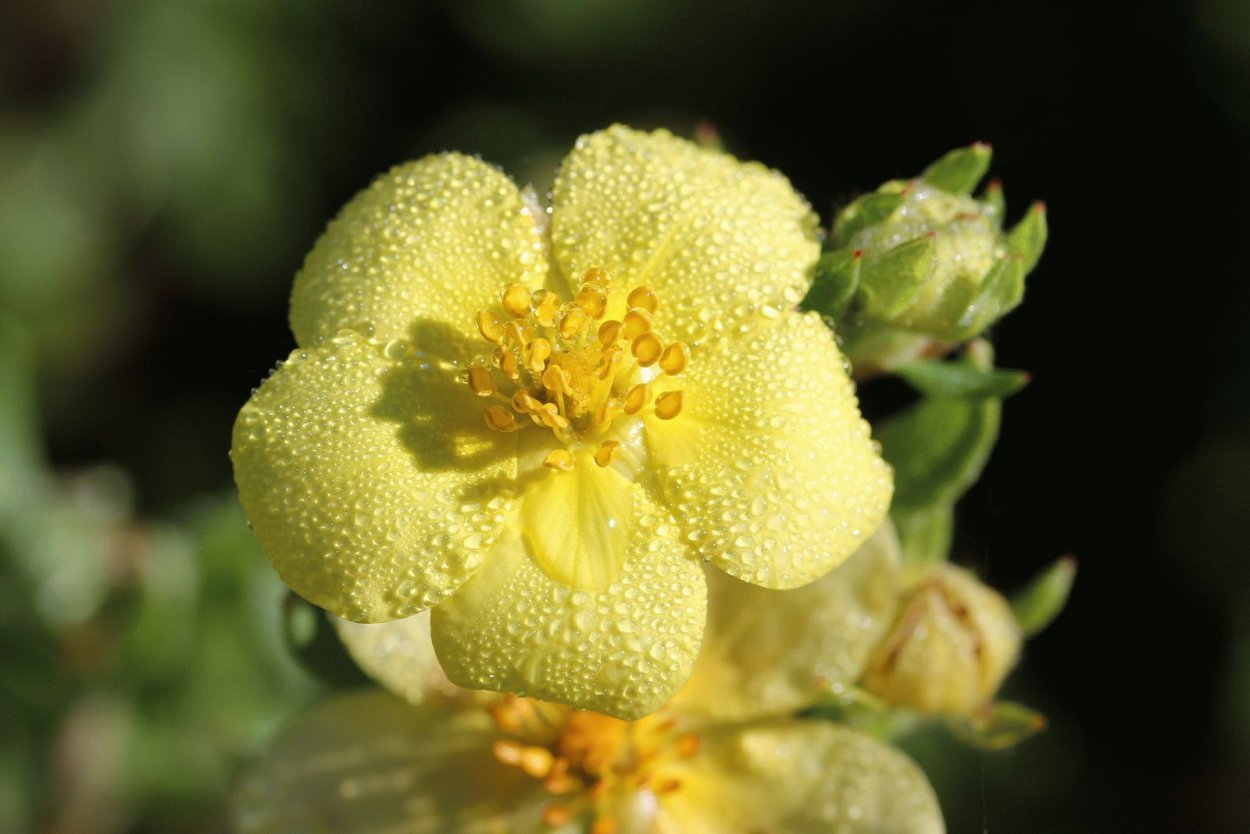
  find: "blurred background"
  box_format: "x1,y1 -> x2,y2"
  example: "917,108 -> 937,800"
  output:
1,0 -> 1247,831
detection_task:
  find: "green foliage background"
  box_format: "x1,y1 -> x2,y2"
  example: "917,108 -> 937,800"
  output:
2,0 -> 1248,831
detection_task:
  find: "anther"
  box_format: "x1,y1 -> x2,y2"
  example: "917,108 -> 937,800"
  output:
541,364 -> 570,396
543,449 -> 574,472
493,738 -> 524,766
624,383 -> 651,415
542,806 -> 574,827
583,266 -> 609,290
528,338 -> 552,372
654,778 -> 682,795
654,390 -> 683,420
533,290 -> 560,328
507,319 -> 535,346
575,288 -> 607,319
559,306 -> 589,340
631,332 -> 663,366
495,347 -> 520,380
484,405 -> 519,432
659,342 -> 689,375
676,732 -> 701,758
520,746 -> 555,778
594,441 -> 621,468
597,320 -> 623,347
622,307 -> 652,340
597,347 -> 623,381
537,403 -> 569,430
512,390 -> 541,414
627,286 -> 658,313
477,310 -> 505,343
502,283 -> 533,318
467,366 -> 496,396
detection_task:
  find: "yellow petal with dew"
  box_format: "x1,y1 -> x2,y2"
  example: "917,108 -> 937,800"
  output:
431,490 -> 706,720
231,331 -> 515,623
672,522 -> 902,723
653,719 -> 944,834
291,153 -> 547,353
646,311 -> 893,589
333,611 -> 464,706
550,125 -> 820,348
519,449 -> 633,592
234,690 -> 561,834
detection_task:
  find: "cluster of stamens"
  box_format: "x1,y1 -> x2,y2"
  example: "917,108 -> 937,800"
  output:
469,268 -> 689,473
487,695 -> 701,832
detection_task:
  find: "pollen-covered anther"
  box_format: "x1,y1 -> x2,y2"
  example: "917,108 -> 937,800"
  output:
575,287 -> 608,319
626,285 -> 658,313
520,746 -> 556,778
659,342 -> 689,375
512,390 -> 541,414
495,346 -> 521,380
542,805 -> 575,827
544,448 -> 575,472
528,338 -> 553,372
560,306 -> 589,340
654,390 -> 683,420
502,282 -> 533,318
631,332 -> 663,366
507,318 -> 535,346
622,307 -> 652,340
597,320 -> 622,347
623,383 -> 651,415
467,366 -> 496,396
594,440 -> 621,468
477,310 -> 505,343
534,290 -> 561,328
675,731 -> 701,758
493,738 -> 525,766
484,404 -> 520,432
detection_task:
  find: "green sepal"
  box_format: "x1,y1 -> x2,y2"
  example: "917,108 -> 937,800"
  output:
859,234 -> 936,320
981,178 -> 1005,217
952,255 -> 1025,338
282,592 -> 372,689
1011,555 -> 1077,636
947,701 -> 1046,751
802,247 -> 862,320
921,142 -> 993,195
1007,202 -> 1048,273
833,190 -> 905,244
895,358 -> 1030,399
893,503 -> 954,567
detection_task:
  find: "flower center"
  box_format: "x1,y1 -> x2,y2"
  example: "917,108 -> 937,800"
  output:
469,268 -> 689,472
487,695 -> 701,831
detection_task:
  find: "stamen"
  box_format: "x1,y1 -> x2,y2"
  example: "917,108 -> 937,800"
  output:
560,306 -> 589,340
534,291 -> 560,328
622,307 -> 652,340
520,746 -> 555,778
627,286 -> 658,313
631,332 -> 663,366
528,338 -> 553,372
485,405 -> 519,432
495,347 -> 521,380
493,738 -> 524,766
676,732 -> 701,758
542,806 -> 574,827
623,383 -> 651,415
597,348 -> 623,381
575,288 -> 607,319
502,283 -> 533,318
594,441 -> 621,468
659,342 -> 689,375
654,778 -> 682,795
468,366 -> 496,396
543,449 -> 575,471
507,319 -> 535,346
654,390 -> 683,420
477,310 -> 505,343
582,267 -> 609,291
597,320 -> 622,347
512,390 -> 541,414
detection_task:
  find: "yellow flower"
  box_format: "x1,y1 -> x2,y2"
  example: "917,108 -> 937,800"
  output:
234,528 -> 943,833
231,125 -> 892,718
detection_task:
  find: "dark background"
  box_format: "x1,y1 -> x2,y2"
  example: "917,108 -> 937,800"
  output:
2,0 -> 1247,830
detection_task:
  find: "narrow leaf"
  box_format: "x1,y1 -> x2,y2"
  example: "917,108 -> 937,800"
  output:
895,358 -> 1030,399
948,701 -> 1047,751
1007,202 -> 1049,273
921,142 -> 993,194
1011,555 -> 1077,636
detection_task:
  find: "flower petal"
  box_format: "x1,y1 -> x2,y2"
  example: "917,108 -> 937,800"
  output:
672,523 -> 902,722
519,450 -> 633,592
646,311 -> 893,589
654,719 -> 944,834
334,611 -> 464,706
234,690 -> 559,834
550,125 -> 820,348
231,331 -> 515,622
431,488 -> 705,720
291,153 -> 547,352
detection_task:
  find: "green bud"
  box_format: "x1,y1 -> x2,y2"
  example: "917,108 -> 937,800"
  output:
810,144 -> 1048,372
1010,555 -> 1078,636
948,700 -> 1047,751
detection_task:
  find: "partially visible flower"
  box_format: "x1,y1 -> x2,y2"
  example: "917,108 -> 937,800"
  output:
234,527 -> 944,833
230,125 -> 892,717
861,564 -> 1022,716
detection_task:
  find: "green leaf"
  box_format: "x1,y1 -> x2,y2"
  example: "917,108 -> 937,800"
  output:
921,142 -> 993,195
282,593 -> 372,689
801,247 -> 862,320
876,393 -> 1001,514
859,234 -> 936,320
1011,555 -> 1077,636
1007,202 -> 1048,273
948,701 -> 1046,751
833,190 -> 905,243
895,358 -> 1029,399
893,503 -> 954,567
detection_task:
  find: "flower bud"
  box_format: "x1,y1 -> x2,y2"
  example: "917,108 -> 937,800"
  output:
809,144 -> 1047,372
861,564 -> 1021,716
